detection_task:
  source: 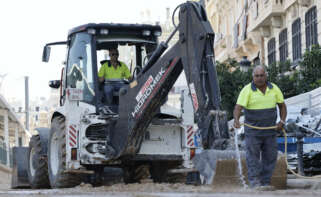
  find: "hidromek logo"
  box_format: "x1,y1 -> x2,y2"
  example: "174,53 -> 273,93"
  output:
132,67 -> 166,118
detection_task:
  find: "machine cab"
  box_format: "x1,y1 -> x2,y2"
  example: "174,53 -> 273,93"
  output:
43,23 -> 161,113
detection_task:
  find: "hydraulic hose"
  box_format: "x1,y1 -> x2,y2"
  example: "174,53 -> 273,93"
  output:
239,123 -> 321,179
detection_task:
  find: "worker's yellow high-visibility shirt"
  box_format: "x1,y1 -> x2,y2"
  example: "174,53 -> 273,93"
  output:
236,82 -> 284,110
98,61 -> 131,80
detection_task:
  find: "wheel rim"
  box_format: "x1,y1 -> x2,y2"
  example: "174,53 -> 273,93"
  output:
50,131 -> 59,176
29,147 -> 36,177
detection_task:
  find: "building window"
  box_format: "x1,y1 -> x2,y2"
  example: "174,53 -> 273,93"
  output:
253,57 -> 260,66
253,0 -> 258,19
305,6 -> 318,50
279,28 -> 288,62
233,23 -> 239,48
268,38 -> 276,65
292,18 -> 302,62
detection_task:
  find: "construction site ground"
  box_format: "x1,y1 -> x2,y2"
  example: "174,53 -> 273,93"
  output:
1,169 -> 321,197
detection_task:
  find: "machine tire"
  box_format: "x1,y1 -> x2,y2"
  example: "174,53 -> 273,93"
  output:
166,172 -> 187,183
123,165 -> 150,183
48,116 -> 82,188
150,163 -> 168,183
123,166 -> 135,183
150,162 -> 186,183
27,135 -> 50,189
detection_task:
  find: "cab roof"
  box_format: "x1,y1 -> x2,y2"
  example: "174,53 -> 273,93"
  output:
68,23 -> 162,39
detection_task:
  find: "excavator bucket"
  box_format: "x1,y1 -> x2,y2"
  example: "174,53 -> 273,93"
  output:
193,150 -> 287,189
11,147 -> 30,188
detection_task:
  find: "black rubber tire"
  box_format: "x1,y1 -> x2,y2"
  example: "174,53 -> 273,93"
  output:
150,162 -> 186,183
150,163 -> 168,183
123,164 -> 150,183
166,172 -> 187,183
48,116 -> 82,188
123,166 -> 135,183
27,135 -> 50,189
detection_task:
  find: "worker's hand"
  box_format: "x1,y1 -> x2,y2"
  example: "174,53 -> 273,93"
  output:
233,120 -> 241,129
276,121 -> 284,131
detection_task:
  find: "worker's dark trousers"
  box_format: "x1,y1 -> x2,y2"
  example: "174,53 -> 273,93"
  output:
103,83 -> 124,105
245,135 -> 278,187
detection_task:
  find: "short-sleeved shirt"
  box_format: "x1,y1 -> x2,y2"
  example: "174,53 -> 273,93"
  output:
236,82 -> 284,136
98,61 -> 131,80
237,82 -> 284,109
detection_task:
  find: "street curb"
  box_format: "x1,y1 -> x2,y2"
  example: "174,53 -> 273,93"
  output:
287,178 -> 321,189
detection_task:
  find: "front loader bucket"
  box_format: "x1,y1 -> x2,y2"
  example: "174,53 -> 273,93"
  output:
11,147 -> 30,189
193,150 -> 287,189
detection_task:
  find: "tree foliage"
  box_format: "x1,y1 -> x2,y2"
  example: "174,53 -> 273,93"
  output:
216,58 -> 252,119
299,45 -> 321,91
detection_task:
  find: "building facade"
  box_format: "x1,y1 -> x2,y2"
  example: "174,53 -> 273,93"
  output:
0,95 -> 30,167
205,0 -> 321,66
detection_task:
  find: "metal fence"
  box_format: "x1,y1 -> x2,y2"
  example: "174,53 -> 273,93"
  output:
285,87 -> 321,109
285,87 -> 321,120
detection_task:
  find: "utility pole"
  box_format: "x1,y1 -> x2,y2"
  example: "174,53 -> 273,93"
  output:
25,76 -> 29,131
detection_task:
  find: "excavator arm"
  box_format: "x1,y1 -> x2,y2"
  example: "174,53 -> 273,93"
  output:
111,1 -> 229,158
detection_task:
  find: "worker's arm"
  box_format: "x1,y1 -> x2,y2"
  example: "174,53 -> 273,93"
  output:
277,102 -> 287,130
233,104 -> 243,128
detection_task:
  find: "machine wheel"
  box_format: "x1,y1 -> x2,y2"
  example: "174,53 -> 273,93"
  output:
150,163 -> 168,183
123,166 -> 135,183
150,162 -> 186,183
123,164 -> 150,183
48,116 -> 81,188
27,135 -> 50,188
166,172 -> 187,183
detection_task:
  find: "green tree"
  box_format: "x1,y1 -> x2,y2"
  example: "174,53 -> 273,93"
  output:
266,60 -> 298,98
299,45 -> 321,91
216,59 -> 252,119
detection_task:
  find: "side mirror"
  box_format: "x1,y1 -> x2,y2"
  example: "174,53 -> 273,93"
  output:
42,45 -> 51,62
49,80 -> 60,89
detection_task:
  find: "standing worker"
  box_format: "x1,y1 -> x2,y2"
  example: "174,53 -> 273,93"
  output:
233,65 -> 287,189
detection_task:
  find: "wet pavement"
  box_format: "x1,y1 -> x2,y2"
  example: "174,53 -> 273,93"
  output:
2,164 -> 321,197
0,190 -> 320,197
1,181 -> 321,197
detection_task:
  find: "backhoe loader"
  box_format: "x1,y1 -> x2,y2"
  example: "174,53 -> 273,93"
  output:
11,1 -> 286,189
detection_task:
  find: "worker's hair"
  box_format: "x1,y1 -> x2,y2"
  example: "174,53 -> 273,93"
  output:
252,65 -> 268,77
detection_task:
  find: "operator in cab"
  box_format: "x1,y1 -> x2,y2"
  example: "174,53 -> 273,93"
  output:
98,48 -> 131,114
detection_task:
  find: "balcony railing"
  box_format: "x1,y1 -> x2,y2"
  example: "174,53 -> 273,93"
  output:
249,0 -> 285,32
283,0 -> 297,10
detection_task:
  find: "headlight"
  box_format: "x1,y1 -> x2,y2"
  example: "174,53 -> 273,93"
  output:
154,31 -> 162,36
100,29 -> 109,35
142,30 -> 151,36
87,28 -> 96,35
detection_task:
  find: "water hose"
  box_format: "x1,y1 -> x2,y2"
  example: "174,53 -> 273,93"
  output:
241,123 -> 321,179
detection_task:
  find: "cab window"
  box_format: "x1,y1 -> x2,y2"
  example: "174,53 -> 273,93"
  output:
66,33 -> 95,104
